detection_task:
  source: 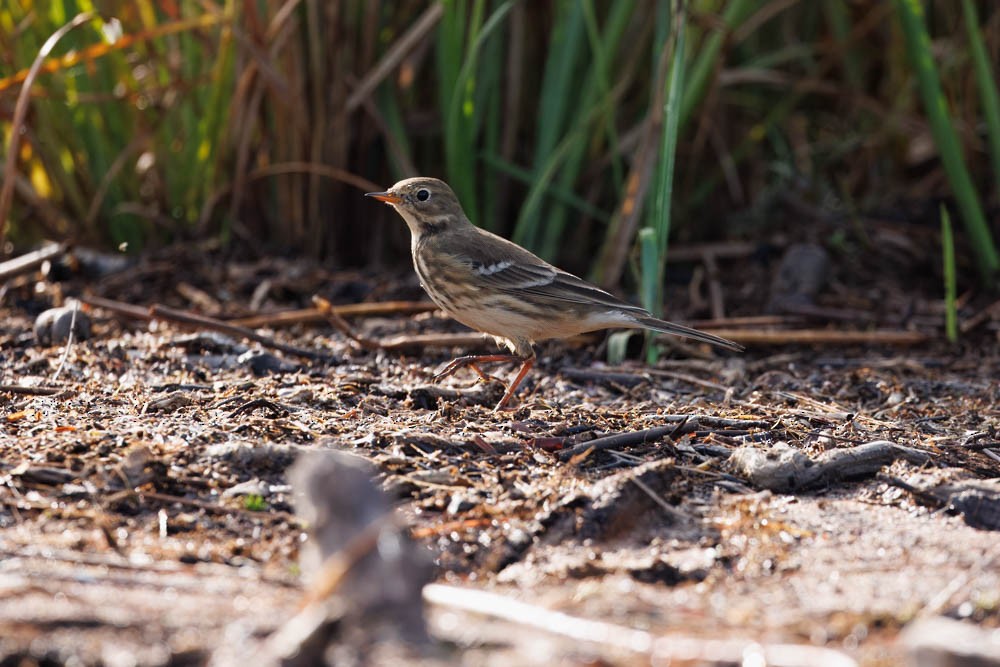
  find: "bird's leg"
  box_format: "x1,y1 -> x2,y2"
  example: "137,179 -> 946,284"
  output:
432,354 -> 536,410
432,354 -> 522,385
493,356 -> 535,412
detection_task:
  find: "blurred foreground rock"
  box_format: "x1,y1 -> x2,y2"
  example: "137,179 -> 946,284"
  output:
214,449 -> 433,666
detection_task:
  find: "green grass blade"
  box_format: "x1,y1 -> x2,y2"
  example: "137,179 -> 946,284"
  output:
580,0 -> 629,194
961,0 -> 1000,198
640,1 -> 687,363
517,0 -> 634,259
652,10 -> 686,266
536,0 -> 633,260
638,227 -> 659,364
940,205 -> 958,343
643,2 -> 687,321
443,0 -> 514,228
481,154 -> 611,223
511,0 -> 586,249
893,0 -> 999,286
679,0 -> 756,130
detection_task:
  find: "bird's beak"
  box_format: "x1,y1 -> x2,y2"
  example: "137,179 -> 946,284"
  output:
365,191 -> 402,204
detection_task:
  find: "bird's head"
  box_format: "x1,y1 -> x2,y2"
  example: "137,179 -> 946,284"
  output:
365,177 -> 468,238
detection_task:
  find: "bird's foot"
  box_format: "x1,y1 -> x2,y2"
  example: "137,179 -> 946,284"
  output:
431,354 -> 535,412
432,354 -> 521,383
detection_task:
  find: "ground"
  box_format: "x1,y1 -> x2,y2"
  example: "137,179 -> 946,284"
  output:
1,239 -> 998,666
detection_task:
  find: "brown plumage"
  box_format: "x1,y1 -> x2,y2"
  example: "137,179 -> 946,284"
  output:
366,177 -> 743,410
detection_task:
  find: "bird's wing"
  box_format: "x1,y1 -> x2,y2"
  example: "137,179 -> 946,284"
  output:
442,230 -> 648,315
513,267 -> 647,315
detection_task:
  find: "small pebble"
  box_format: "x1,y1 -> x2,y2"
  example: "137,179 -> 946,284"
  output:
33,303 -> 91,345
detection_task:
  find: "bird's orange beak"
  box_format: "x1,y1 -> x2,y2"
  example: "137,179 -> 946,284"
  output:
364,191 -> 402,204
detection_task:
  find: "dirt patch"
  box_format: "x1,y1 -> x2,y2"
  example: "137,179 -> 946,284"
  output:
1,246 -> 999,665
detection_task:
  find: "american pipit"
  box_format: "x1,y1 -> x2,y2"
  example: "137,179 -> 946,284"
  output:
366,177 -> 743,411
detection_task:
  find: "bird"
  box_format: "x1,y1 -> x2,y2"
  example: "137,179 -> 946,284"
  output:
366,177 -> 743,411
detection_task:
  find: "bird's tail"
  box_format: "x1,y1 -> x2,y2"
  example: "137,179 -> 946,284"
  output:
634,315 -> 744,352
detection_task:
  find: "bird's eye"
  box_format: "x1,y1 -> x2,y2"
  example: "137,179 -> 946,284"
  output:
416,189 -> 430,202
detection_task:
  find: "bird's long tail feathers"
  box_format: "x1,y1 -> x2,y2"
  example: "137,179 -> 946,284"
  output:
634,315 -> 744,352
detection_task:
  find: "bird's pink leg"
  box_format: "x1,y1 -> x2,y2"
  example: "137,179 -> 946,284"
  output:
432,354 -> 521,384
432,354 -> 536,410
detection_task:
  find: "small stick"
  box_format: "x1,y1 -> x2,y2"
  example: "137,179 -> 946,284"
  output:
78,295 -> 153,321
313,295 -> 489,352
86,296 -> 333,360
558,425 -> 688,461
0,242 -> 67,282
697,329 -> 929,346
689,314 -> 801,328
557,415 -> 772,462
960,297 -> 1000,333
230,301 -> 437,329
657,414 -> 772,428
148,304 -> 333,361
314,296 -> 381,351
422,584 -> 858,667
0,384 -> 62,396
630,475 -> 690,523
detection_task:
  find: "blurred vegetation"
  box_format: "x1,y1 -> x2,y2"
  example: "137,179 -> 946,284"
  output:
1,0 -> 999,290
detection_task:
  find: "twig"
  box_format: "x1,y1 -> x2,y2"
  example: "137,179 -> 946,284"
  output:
690,314 -> 801,328
78,294 -> 153,321
0,384 -> 62,396
229,300 -> 437,329
558,414 -> 774,461
314,294 -> 489,352
423,584 -> 857,667
0,242 -> 67,282
314,296 -> 380,350
148,303 -> 334,362
700,329 -> 929,346
228,398 -> 289,419
560,367 -> 652,388
645,367 -> 729,392
558,425 -> 689,461
960,297 -> 1000,333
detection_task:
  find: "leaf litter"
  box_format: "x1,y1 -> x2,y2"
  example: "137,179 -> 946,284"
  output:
0,242 -> 998,666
